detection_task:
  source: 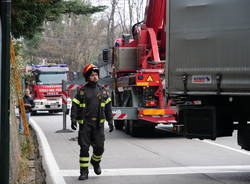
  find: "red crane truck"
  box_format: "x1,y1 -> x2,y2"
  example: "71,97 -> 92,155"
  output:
108,0 -> 176,136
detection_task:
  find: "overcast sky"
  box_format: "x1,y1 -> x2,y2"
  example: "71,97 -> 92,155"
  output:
89,0 -> 147,24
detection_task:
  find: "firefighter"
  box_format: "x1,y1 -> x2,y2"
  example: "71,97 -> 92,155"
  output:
70,64 -> 114,180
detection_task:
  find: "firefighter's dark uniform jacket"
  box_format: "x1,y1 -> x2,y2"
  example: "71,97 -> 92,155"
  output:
70,82 -> 113,169
71,82 -> 113,128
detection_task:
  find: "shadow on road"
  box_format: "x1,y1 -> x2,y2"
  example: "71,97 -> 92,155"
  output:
114,127 -> 183,139
137,128 -> 182,139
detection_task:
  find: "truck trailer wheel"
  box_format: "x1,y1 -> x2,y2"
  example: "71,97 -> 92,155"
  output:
129,120 -> 140,137
237,124 -> 250,151
124,120 -> 130,135
114,120 -> 124,130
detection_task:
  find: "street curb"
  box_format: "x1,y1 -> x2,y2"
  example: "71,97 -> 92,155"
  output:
30,118 -> 66,184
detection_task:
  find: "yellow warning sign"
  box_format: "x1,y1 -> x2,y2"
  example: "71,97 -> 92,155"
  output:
147,76 -> 153,82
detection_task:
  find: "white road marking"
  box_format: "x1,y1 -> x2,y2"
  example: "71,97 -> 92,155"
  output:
59,165 -> 250,177
30,119 -> 66,184
202,140 -> 250,156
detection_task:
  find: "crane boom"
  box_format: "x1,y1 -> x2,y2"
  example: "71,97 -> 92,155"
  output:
144,0 -> 166,34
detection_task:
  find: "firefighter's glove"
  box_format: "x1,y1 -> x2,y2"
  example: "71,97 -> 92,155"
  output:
108,120 -> 114,132
71,119 -> 77,130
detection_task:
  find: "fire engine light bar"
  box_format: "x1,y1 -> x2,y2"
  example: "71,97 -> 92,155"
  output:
31,64 -> 69,72
32,64 -> 68,68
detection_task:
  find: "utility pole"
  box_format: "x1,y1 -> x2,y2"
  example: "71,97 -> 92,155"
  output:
0,0 -> 11,183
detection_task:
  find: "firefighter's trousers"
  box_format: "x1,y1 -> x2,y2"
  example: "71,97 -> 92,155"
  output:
78,122 -> 105,169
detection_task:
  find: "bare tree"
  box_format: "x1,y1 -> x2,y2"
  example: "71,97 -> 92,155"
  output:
117,3 -> 129,34
128,0 -> 134,31
106,0 -> 119,47
29,14 -> 107,71
91,0 -> 146,47
117,0 -> 146,36
136,0 -> 146,23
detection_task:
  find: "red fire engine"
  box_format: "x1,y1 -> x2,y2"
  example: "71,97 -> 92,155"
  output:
25,64 -> 71,115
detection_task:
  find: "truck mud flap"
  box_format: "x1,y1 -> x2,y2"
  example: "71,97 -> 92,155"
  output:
238,125 -> 250,151
179,105 -> 216,140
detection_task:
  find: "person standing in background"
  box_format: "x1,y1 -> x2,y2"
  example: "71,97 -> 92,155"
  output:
19,88 -> 34,134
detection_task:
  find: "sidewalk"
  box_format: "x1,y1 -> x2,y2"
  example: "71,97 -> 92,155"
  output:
30,118 -> 68,184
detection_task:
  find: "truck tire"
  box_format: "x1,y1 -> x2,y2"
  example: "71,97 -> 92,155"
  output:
114,120 -> 124,130
129,120 -> 140,137
124,120 -> 130,135
237,124 -> 250,151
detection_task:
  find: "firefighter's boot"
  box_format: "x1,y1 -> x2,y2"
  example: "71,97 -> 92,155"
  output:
90,159 -> 102,175
79,167 -> 88,180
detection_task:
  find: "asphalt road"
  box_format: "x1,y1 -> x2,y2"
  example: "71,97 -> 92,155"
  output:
31,112 -> 250,184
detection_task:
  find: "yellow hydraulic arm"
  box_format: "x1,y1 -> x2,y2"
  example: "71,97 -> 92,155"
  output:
10,40 -> 29,135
